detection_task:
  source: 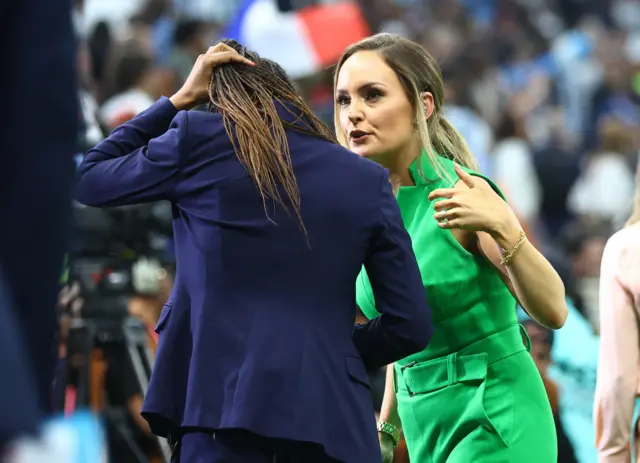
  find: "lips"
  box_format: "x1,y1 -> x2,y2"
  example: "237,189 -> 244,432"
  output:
349,130 -> 369,143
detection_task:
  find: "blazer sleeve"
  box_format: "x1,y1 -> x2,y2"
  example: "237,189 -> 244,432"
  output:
353,170 -> 433,370
75,97 -> 185,207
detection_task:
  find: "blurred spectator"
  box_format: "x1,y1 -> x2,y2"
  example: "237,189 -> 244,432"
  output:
100,43 -> 175,130
493,112 -> 541,225
562,218 -> 612,331
551,17 -> 604,140
443,71 -> 495,175
588,54 -> 640,145
88,21 -> 113,93
568,118 -> 636,223
532,109 -> 582,238
169,19 -> 208,84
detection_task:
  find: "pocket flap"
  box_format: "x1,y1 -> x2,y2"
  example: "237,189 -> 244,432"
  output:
154,304 -> 172,334
345,355 -> 371,389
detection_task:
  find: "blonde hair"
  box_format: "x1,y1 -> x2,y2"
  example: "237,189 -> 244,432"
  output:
333,33 -> 478,180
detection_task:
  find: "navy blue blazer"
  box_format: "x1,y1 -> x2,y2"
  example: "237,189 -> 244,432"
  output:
75,97 -> 433,463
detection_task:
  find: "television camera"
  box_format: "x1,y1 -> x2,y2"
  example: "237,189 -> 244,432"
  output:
62,201 -> 175,462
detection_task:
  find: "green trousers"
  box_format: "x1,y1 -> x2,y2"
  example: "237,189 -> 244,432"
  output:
395,325 -> 557,462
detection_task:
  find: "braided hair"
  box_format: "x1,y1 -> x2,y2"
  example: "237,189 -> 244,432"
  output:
208,39 -> 338,237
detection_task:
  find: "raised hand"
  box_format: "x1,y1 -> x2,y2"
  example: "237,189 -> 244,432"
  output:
170,42 -> 255,110
427,164 -> 520,240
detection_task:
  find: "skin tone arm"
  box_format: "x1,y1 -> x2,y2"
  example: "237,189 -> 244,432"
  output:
378,364 -> 400,462
379,363 -> 400,428
430,166 -> 567,329
478,228 -> 566,329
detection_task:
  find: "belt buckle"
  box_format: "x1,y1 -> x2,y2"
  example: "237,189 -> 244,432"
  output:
446,352 -> 458,386
400,361 -> 418,396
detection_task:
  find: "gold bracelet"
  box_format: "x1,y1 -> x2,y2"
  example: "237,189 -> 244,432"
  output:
500,230 -> 527,266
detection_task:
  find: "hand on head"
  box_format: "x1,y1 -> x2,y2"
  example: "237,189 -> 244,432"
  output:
170,42 -> 255,110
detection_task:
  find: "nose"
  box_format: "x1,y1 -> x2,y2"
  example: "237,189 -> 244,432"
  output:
346,100 -> 364,125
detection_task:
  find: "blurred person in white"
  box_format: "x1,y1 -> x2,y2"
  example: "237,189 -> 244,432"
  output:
568,118 -> 636,223
612,0 -> 640,31
100,43 -> 175,131
492,111 -> 541,226
594,159 -> 640,463
82,0 -> 143,39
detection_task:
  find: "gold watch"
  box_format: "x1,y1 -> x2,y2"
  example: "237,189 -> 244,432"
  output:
377,421 -> 400,448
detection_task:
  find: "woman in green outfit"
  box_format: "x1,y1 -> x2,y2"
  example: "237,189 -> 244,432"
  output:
334,33 -> 568,462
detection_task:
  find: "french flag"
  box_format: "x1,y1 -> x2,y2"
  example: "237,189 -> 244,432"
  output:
223,0 -> 370,79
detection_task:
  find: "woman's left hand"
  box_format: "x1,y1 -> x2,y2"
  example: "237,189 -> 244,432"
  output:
428,164 -> 520,240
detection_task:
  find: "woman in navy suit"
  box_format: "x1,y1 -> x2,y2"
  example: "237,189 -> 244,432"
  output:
75,41 -> 433,463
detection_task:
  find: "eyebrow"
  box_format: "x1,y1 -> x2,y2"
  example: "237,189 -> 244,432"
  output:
336,82 -> 387,94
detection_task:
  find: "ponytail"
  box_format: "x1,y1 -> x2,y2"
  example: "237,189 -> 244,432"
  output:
433,116 -> 478,171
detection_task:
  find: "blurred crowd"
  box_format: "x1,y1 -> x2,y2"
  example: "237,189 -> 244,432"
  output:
68,0 -> 640,461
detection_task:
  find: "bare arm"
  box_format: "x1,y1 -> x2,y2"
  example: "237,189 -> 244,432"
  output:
379,364 -> 401,427
478,227 -> 567,329
438,174 -> 568,329
378,364 -> 401,446
594,235 -> 638,463
128,395 -> 153,436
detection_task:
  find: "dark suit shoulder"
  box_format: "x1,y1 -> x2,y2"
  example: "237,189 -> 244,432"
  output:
323,143 -> 388,178
183,108 -> 224,124
180,109 -> 225,136
177,109 -> 230,154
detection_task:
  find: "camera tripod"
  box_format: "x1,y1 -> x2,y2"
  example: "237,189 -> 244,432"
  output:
65,317 -> 172,463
